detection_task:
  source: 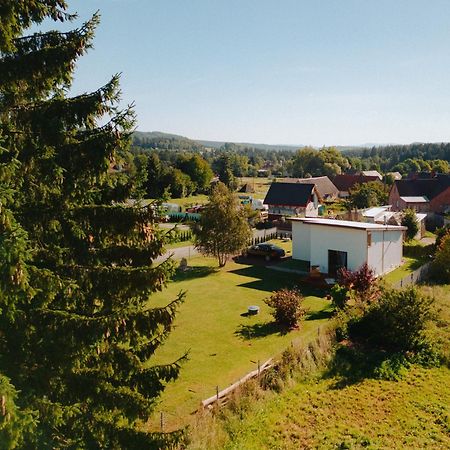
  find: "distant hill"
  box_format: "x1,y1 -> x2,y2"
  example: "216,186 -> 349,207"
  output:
133,131 -> 189,141
132,131 -> 411,153
132,131 -> 206,152
196,139 -> 300,152
133,131 -> 301,152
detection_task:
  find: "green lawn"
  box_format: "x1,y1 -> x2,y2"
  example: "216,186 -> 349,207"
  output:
189,285 -> 450,450
167,194 -> 209,208
147,256 -> 331,430
165,240 -> 193,249
238,177 -> 272,200
383,255 -> 428,284
383,240 -> 433,285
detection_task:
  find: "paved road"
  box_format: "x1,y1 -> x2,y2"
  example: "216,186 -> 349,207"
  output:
154,227 -> 279,263
154,245 -> 198,264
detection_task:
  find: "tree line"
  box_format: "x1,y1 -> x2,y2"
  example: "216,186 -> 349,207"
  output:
131,140 -> 450,201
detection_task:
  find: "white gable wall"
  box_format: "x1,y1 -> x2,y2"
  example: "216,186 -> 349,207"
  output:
367,230 -> 403,275
291,221 -> 404,276
292,221 -> 311,261
309,225 -> 367,273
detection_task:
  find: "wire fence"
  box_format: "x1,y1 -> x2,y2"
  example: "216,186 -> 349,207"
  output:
392,261 -> 432,289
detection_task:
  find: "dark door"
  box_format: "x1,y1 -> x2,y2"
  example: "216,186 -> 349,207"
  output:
328,250 -> 348,276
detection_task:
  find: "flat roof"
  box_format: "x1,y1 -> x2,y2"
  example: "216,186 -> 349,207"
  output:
400,196 -> 429,203
362,206 -> 391,218
288,217 -> 407,231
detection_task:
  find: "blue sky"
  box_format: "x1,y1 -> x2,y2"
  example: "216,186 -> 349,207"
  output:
45,0 -> 450,146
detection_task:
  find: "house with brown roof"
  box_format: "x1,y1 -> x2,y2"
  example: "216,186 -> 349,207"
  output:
332,174 -> 381,198
389,174 -> 450,214
361,170 -> 382,180
280,176 -> 339,200
263,182 -> 320,220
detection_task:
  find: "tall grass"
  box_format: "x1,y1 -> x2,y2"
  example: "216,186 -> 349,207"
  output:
187,326 -> 335,449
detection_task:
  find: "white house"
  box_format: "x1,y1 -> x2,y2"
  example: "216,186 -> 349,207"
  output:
362,206 -> 427,239
289,217 -> 406,277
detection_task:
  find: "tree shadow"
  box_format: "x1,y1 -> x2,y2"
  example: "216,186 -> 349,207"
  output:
323,345 -> 395,389
171,265 -> 217,282
306,308 -> 334,321
235,321 -> 287,340
230,265 -> 296,293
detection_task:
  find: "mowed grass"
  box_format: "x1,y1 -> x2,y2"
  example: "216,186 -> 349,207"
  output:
192,285 -> 450,450
164,194 -> 209,208
383,255 -> 428,284
218,366 -> 450,450
383,240 -> 433,284
147,256 -> 331,430
238,177 -> 272,199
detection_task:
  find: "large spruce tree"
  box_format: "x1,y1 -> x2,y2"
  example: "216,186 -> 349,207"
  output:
0,2 -> 184,448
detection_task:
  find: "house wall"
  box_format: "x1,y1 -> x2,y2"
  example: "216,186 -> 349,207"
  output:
308,225 -> 367,274
367,230 -> 403,275
291,221 -> 311,261
305,199 -> 319,217
430,187 -> 450,213
268,201 -> 318,219
292,222 -> 404,276
388,184 -> 401,211
400,200 -> 430,213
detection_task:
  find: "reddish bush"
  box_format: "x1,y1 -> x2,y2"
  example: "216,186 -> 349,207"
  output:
264,288 -> 306,329
337,263 -> 376,295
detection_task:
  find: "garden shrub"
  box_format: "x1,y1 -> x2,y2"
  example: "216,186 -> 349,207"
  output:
374,354 -> 410,381
337,263 -> 376,296
264,288 -> 306,329
330,284 -> 349,310
432,231 -> 450,283
348,287 -> 434,353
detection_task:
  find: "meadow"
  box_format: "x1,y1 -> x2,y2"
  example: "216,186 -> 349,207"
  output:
147,255 -> 331,430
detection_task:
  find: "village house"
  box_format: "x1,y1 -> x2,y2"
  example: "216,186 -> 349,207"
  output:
362,206 -> 426,239
263,182 -> 320,221
331,174 -> 381,198
280,176 -> 339,200
389,174 -> 450,214
289,217 -> 405,277
361,169 -> 383,180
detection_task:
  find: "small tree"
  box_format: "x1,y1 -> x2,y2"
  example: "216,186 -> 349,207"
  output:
435,224 -> 450,248
401,208 -> 419,241
432,231 -> 450,283
194,182 -> 252,266
348,287 -> 434,353
337,263 -> 376,295
330,284 -> 349,310
348,182 -> 388,209
265,288 -> 306,329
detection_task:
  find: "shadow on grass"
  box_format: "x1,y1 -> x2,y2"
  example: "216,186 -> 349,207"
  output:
230,265 -> 295,293
229,264 -> 329,298
171,265 -> 218,282
324,345 -> 407,389
235,321 -> 286,340
306,308 -> 334,321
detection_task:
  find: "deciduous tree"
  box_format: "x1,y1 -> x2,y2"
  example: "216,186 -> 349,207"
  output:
194,182 -> 251,266
401,208 -> 419,241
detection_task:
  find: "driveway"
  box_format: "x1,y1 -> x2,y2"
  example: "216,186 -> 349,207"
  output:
153,245 -> 198,264
154,227 -> 280,263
